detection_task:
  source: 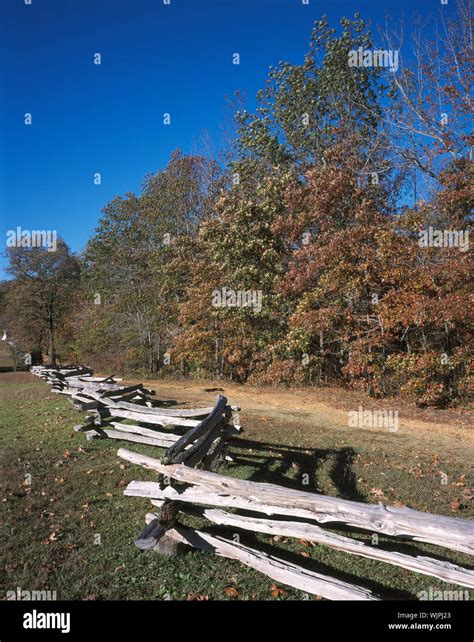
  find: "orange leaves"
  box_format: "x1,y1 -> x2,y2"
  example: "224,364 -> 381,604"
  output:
270,584 -> 287,598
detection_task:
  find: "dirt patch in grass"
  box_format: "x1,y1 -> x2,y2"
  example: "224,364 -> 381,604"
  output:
117,376 -> 473,446
0,371 -> 38,385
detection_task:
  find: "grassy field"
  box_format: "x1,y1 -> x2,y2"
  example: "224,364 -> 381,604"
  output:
1,366 -> 473,601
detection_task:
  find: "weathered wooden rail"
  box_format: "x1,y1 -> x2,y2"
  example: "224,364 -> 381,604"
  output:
30,365 -> 240,453
30,364 -> 474,600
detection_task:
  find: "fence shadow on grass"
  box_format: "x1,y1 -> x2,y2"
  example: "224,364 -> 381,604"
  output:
178,517 -> 415,600
229,437 -> 367,504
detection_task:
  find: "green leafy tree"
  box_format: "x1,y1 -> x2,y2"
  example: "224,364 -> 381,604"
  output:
79,151 -> 219,373
5,240 -> 80,366
234,15 -> 386,171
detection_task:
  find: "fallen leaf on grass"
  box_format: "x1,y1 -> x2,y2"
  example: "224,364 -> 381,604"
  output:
271,584 -> 287,598
186,593 -> 209,601
369,488 -> 386,500
63,543 -> 77,551
224,587 -> 239,598
450,500 -> 461,512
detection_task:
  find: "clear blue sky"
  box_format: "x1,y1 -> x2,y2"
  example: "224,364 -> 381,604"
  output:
0,0 -> 452,278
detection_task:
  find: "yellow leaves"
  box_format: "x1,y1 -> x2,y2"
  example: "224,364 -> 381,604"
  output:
369,487 -> 386,501
45,531 -> 60,543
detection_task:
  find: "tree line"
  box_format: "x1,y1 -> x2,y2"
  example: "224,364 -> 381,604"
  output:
1,8 -> 472,407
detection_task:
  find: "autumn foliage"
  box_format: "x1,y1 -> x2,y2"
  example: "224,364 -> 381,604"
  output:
2,9 -> 472,407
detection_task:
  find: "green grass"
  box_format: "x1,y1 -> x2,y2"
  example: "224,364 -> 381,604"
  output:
0,375 -> 472,601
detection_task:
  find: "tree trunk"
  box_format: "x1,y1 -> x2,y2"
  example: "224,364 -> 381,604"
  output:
48,305 -> 56,367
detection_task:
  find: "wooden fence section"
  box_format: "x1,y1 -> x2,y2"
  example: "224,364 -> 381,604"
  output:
30,365 -> 241,456
30,364 -> 474,600
31,364 -> 240,556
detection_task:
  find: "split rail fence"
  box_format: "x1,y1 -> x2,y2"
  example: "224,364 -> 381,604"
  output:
31,364 -> 474,600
